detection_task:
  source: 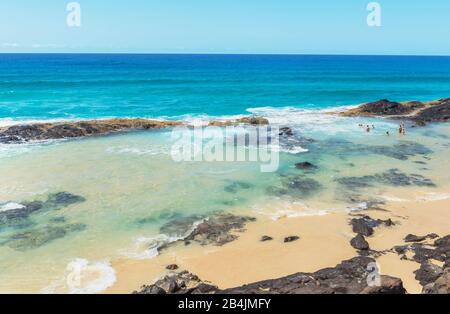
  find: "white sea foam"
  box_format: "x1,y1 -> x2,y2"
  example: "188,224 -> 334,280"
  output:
106,145 -> 170,156
416,193 -> 450,202
253,201 -> 329,220
43,258 -> 116,294
0,202 -> 25,212
120,218 -> 206,260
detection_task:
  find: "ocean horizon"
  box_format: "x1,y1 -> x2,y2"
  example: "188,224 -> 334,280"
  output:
1,54 -> 450,123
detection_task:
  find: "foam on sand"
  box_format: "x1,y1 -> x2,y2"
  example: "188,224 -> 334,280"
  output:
43,259 -> 116,294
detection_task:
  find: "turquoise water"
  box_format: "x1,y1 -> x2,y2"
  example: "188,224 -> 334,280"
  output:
0,54 -> 449,293
1,54 -> 450,121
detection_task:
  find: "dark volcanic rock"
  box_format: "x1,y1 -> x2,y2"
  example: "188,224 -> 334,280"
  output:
134,270 -> 218,294
350,217 -> 379,237
423,269 -> 450,294
166,264 -> 179,270
0,119 -> 182,143
134,257 -> 406,294
392,234 -> 450,291
284,236 -> 300,243
342,99 -> 423,117
341,97 -> 449,124
160,213 -> 256,247
261,235 -> 273,242
350,234 -> 370,251
221,257 -> 406,294
279,127 -> 294,137
414,262 -> 444,286
404,233 -> 438,243
414,98 -> 450,122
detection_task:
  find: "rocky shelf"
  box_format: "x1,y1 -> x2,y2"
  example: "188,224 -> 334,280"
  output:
340,98 -> 450,125
0,116 -> 269,144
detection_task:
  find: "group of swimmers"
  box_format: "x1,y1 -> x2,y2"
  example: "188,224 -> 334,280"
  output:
357,122 -> 406,136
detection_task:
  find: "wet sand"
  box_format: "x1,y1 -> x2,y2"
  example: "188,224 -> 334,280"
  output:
105,186 -> 450,294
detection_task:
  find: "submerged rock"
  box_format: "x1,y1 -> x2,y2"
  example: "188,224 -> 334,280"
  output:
224,181 -> 253,194
0,192 -> 86,227
336,168 -> 435,190
4,223 -> 87,251
267,175 -> 323,199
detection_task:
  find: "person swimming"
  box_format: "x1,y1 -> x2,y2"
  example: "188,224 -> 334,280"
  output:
386,131 -> 390,136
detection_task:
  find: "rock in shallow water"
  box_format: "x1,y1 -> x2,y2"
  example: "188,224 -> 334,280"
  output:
3,223 -> 87,251
0,192 -> 85,228
267,175 -> 323,199
223,181 -> 253,194
336,168 -> 436,190
295,162 -> 318,170
159,213 -> 256,247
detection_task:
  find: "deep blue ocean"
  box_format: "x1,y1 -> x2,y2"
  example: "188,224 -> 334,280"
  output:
1,54 -> 450,121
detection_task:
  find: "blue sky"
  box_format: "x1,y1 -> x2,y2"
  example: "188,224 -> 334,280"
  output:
1,0 -> 449,55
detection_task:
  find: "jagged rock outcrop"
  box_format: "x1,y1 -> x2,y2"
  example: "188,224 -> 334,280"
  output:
208,116 -> 269,127
340,97 -> 450,124
134,257 -> 406,294
0,119 -> 182,143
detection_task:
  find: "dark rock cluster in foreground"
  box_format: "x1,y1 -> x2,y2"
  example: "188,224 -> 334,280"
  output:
393,234 -> 450,294
134,257 -> 406,294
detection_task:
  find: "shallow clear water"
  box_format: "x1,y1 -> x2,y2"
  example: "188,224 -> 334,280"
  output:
1,117 -> 449,293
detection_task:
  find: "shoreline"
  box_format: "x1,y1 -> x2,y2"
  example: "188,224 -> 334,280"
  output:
104,186 -> 450,294
0,96 -> 448,144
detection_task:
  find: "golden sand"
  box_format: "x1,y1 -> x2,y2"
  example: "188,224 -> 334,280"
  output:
105,188 -> 450,294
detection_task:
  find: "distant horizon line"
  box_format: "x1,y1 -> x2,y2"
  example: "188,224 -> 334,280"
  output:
0,52 -> 450,57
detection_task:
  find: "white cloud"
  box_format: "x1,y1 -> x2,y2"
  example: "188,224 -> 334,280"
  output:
1,43 -> 20,48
